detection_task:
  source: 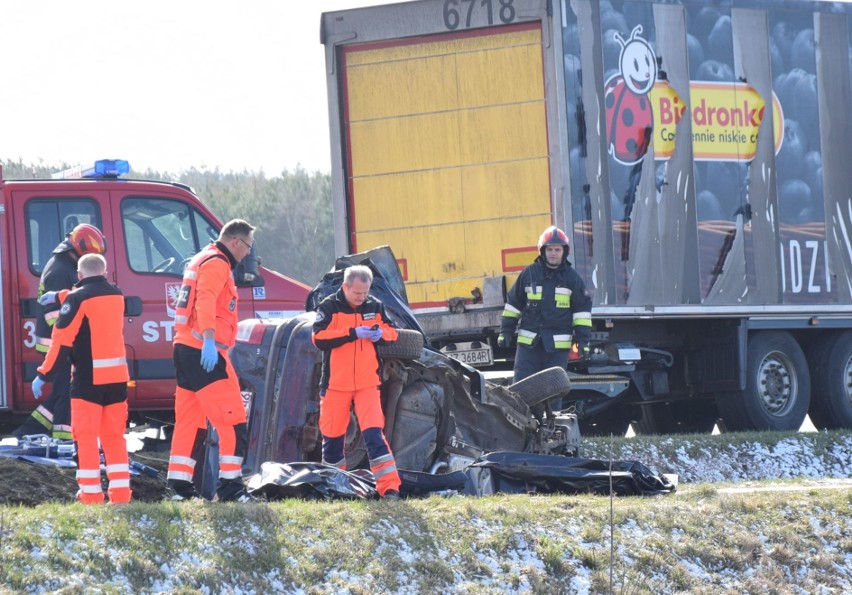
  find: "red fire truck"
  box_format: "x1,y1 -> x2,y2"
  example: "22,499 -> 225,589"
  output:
0,159 -> 310,431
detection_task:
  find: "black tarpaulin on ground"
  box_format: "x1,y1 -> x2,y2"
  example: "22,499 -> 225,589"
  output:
466,451 -> 676,496
245,452 -> 675,500
246,461 -> 378,500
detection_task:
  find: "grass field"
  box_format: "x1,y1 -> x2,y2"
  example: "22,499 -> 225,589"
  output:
1,430 -> 851,593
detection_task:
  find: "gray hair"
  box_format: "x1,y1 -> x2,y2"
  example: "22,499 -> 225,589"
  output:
218,219 -> 256,242
343,265 -> 373,285
78,253 -> 107,278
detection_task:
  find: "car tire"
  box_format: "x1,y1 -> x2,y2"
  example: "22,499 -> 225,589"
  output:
377,329 -> 424,360
508,366 -> 572,408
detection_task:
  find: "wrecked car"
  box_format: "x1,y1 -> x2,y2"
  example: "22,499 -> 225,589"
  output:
232,247 -> 581,481
226,246 -> 673,499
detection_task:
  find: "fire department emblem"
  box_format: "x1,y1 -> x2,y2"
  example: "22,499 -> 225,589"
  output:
165,283 -> 181,317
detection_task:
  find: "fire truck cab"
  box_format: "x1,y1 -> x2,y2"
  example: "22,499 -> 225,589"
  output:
0,159 -> 310,430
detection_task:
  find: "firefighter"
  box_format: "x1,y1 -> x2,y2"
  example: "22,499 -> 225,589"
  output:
498,226 -> 593,384
312,265 -> 402,500
33,253 -> 131,504
14,223 -> 107,441
166,219 -> 255,502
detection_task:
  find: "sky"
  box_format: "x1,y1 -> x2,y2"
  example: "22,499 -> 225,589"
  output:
0,0 -> 395,175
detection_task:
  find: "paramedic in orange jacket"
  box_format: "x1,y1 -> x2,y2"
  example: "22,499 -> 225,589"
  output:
312,265 -> 402,499
167,219 -> 254,502
15,223 -> 108,441
33,253 -> 131,504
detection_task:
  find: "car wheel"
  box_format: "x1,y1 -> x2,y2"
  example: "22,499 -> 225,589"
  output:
717,331 -> 810,431
377,329 -> 424,360
508,367 -> 572,408
808,331 -> 852,429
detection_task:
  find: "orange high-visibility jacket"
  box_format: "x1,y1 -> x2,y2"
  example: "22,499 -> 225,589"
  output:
312,288 -> 399,391
173,241 -> 239,350
37,275 -> 129,387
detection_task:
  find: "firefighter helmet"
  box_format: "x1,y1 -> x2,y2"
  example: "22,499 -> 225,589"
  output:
68,224 -> 107,256
537,226 -> 570,257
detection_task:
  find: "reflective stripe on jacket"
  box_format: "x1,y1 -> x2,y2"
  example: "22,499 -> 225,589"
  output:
173,241 -> 239,350
312,289 -> 399,391
501,256 -> 592,351
37,275 -> 129,387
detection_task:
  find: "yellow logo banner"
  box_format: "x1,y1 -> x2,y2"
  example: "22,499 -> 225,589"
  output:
651,81 -> 784,161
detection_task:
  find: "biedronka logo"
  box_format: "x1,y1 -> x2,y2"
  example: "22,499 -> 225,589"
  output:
604,25 -> 784,166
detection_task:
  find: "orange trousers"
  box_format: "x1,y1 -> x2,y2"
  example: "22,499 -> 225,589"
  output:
320,386 -> 401,496
71,399 -> 131,504
167,356 -> 247,486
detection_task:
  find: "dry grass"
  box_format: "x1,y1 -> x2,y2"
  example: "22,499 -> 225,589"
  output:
1,430 -> 851,593
0,486 -> 849,593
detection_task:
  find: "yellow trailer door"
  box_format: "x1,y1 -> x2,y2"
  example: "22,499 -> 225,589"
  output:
342,22 -> 552,308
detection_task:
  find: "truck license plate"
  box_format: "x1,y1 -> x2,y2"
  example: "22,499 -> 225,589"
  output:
441,342 -> 493,366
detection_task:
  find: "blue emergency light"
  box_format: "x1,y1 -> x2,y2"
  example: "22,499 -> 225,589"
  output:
51,159 -> 130,179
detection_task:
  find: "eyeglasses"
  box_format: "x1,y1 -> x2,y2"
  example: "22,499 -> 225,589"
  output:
236,236 -> 253,250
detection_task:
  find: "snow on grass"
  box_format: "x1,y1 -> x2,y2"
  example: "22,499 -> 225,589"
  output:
5,432 -> 852,593
582,432 -> 852,483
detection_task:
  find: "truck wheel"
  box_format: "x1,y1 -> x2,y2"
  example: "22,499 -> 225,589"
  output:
377,329 -> 424,360
634,400 -> 718,435
508,367 -> 572,408
808,331 -> 852,429
717,331 -> 810,431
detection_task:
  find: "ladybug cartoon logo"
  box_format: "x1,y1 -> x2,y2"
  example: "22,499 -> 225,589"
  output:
605,25 -> 658,165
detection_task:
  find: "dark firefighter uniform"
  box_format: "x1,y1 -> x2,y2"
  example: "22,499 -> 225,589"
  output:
312,288 -> 402,497
168,241 -> 249,502
501,255 -> 593,383
36,275 -> 131,504
18,248 -> 78,439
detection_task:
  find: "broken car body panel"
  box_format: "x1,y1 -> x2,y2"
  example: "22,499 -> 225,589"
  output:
233,247 -> 581,478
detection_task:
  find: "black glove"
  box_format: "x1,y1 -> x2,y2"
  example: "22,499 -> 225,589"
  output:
497,332 -> 513,349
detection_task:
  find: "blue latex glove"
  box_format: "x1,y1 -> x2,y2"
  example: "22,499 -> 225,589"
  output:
368,328 -> 383,342
354,326 -> 373,340
200,338 -> 218,372
32,377 -> 46,399
38,291 -> 58,306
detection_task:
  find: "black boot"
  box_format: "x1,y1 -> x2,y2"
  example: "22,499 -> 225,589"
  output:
166,479 -> 201,502
216,478 -> 254,503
